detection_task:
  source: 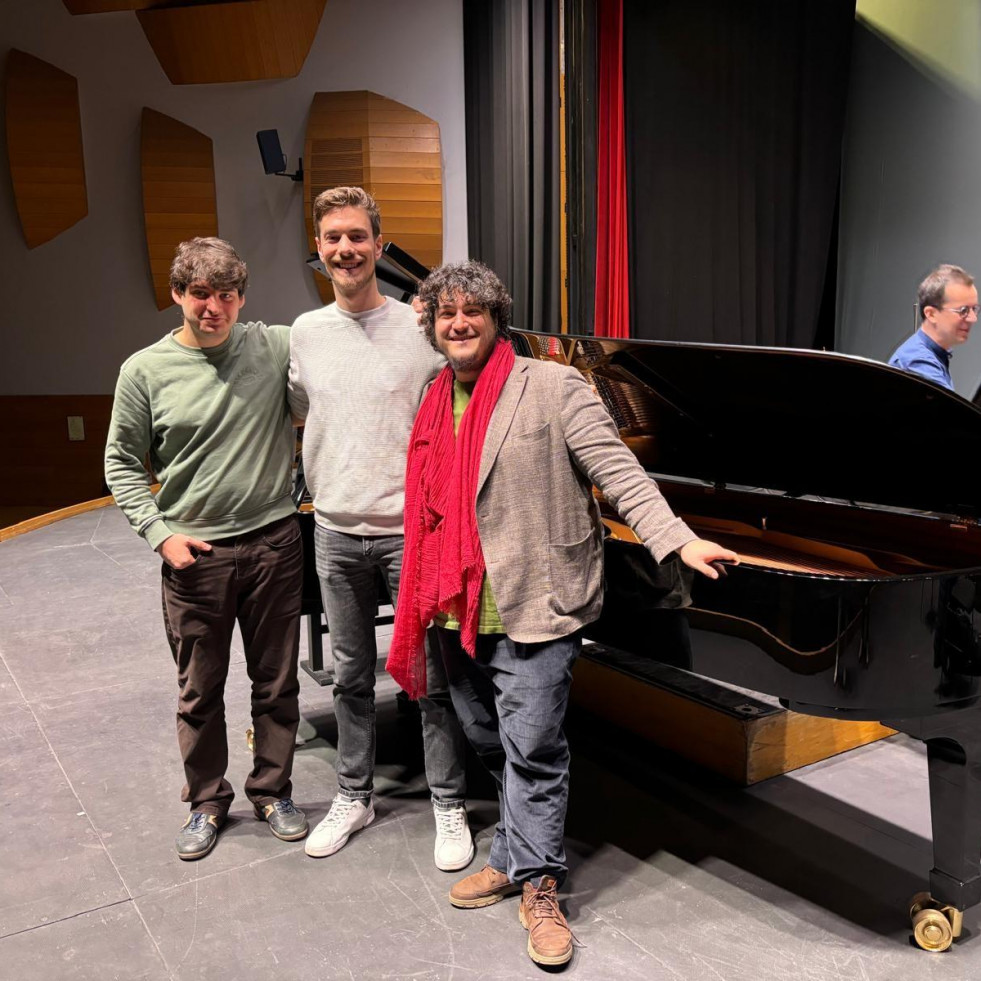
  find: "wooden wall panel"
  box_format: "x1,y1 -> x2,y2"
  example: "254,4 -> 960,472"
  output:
0,396 -> 113,510
141,108 -> 217,310
137,0 -> 327,84
304,91 -> 443,304
4,50 -> 87,248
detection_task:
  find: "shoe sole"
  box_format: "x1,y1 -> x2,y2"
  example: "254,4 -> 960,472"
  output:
268,824 -> 310,842
448,883 -> 522,909
518,905 -> 573,966
304,807 -> 375,858
435,842 -> 476,872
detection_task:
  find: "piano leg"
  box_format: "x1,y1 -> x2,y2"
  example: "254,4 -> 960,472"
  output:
887,706 -> 981,948
924,735 -> 981,913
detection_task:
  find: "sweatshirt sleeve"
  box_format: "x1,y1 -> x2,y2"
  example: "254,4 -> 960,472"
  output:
287,326 -> 309,422
104,367 -> 173,551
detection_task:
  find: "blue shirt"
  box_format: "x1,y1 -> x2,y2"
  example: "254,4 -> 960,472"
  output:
888,329 -> 953,391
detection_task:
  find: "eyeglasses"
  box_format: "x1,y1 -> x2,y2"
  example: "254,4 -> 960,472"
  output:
942,305 -> 980,318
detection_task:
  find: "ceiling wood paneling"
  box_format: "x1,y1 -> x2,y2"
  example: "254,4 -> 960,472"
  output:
63,1 -> 160,12
136,0 -> 327,84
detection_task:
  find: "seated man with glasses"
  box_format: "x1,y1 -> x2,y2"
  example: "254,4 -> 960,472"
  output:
888,263 -> 977,392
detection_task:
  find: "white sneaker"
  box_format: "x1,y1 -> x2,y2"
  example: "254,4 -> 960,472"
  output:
433,803 -> 475,871
304,796 -> 375,858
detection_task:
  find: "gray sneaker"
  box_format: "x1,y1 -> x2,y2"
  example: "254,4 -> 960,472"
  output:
255,798 -> 309,841
176,811 -> 221,860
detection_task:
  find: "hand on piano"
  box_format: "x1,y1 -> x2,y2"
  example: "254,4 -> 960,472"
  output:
678,539 -> 740,580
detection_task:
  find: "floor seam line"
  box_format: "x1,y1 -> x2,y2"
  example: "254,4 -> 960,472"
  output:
131,846 -> 297,901
91,541 -> 126,569
0,897 -> 134,941
90,508 -> 106,543
28,676 -> 170,703
0,646 -> 171,973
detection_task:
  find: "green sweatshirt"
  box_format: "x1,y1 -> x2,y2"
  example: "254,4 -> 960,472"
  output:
104,322 -> 296,551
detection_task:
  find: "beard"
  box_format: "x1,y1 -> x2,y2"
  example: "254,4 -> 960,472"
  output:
445,350 -> 481,373
440,336 -> 496,377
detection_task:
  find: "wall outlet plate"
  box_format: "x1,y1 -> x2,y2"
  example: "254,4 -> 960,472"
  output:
67,416 -> 85,441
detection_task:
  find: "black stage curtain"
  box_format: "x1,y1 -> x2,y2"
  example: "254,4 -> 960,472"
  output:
623,0 -> 854,346
464,0 -> 562,331
565,0 -> 598,335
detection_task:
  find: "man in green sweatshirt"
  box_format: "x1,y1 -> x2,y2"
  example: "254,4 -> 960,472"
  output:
105,237 -> 308,860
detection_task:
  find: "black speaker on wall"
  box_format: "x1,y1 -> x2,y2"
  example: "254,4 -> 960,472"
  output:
256,129 -> 287,175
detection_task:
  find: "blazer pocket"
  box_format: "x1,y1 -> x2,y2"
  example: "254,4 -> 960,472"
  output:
512,422 -> 549,442
548,530 -> 601,616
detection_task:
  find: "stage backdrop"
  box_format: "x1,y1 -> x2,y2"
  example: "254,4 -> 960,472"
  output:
622,0 -> 854,346
836,2 -> 981,399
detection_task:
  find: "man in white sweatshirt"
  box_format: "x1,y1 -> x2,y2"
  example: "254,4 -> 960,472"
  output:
288,186 -> 472,870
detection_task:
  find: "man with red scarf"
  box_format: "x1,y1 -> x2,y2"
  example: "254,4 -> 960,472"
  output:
388,261 -> 738,968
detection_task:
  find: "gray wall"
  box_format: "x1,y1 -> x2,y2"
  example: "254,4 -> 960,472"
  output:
0,0 -> 467,395
837,17 -> 981,396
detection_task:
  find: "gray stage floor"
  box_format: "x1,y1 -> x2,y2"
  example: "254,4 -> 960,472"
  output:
1,506 -> 979,980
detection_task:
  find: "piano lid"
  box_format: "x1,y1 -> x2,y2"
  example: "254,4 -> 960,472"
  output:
513,330 -> 981,520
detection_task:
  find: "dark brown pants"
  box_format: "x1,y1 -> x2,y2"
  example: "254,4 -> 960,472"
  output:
161,514 -> 303,817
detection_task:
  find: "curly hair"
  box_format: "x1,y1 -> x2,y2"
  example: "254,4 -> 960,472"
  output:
417,260 -> 513,349
169,237 -> 248,296
313,185 -> 381,237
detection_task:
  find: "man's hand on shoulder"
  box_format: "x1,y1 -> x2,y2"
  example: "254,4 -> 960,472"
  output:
679,539 -> 740,580
411,295 -> 425,323
158,534 -> 213,570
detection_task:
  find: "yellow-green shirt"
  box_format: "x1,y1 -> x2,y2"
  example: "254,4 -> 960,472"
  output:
436,380 -> 506,634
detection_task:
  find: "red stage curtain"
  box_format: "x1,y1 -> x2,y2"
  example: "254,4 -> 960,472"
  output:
594,0 -> 629,338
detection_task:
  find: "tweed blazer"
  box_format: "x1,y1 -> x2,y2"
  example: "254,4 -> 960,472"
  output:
475,356 -> 695,643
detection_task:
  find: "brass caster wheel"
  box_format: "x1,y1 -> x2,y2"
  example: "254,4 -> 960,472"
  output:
245,727 -> 255,754
912,907 -> 954,952
909,892 -> 933,920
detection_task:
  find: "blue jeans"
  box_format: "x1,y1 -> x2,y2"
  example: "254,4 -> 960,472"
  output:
314,525 -> 467,805
435,626 -> 581,886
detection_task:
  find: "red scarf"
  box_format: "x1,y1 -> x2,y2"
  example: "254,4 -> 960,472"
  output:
387,339 -> 515,698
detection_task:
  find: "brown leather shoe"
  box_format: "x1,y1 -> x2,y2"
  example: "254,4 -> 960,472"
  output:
449,864 -> 522,909
519,876 -> 573,966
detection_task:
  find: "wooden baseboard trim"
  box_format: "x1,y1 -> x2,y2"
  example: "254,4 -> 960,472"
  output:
0,496 -> 115,543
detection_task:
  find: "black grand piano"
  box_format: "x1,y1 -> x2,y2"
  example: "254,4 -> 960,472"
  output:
509,329 -> 981,952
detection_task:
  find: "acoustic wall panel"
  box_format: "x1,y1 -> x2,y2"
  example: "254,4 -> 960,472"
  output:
137,0 -> 327,84
4,50 -> 88,248
140,108 -> 217,310
304,91 -> 443,304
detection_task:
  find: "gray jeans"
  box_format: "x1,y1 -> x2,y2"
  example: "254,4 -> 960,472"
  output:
314,524 -> 467,805
435,626 -> 581,886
